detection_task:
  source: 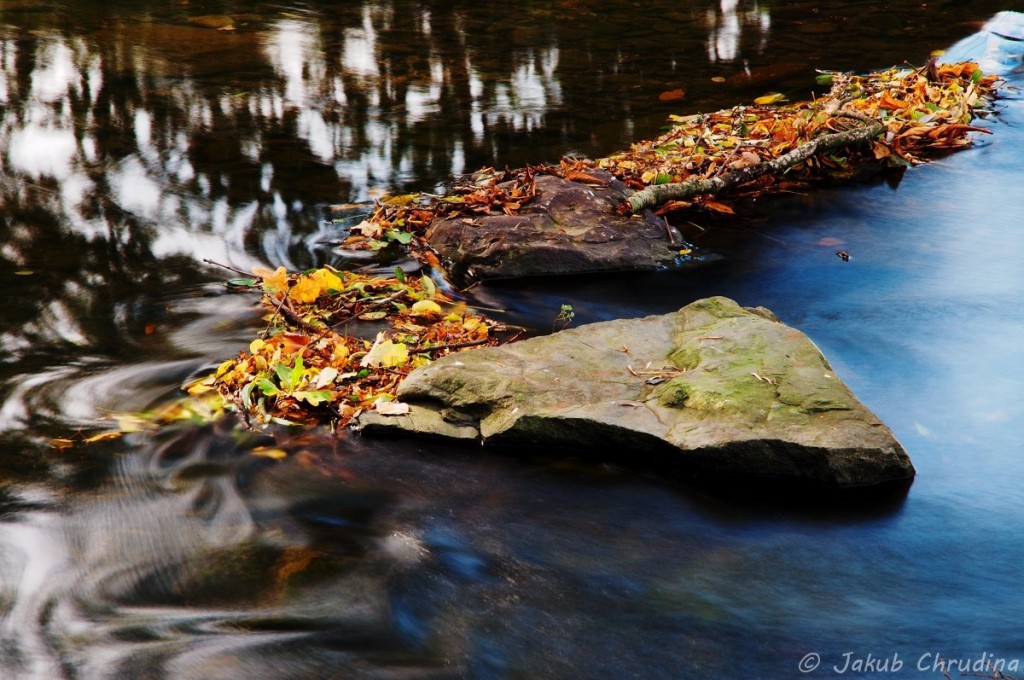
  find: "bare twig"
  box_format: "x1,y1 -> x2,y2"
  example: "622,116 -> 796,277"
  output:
203,258 -> 254,278
624,121 -> 884,214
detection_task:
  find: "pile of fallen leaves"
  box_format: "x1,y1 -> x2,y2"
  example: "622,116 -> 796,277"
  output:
176,265 -> 505,430
330,60 -> 1000,251
597,61 -> 1001,215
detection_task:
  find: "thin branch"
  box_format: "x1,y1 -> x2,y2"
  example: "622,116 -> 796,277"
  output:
623,121 -> 884,214
203,259 -> 254,278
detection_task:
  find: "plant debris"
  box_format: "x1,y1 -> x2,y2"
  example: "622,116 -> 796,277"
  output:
330,60 -> 1001,256
56,61 -> 1005,447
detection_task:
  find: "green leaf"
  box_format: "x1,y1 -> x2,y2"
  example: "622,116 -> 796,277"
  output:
256,379 -> 280,396
971,69 -> 985,84
274,363 -> 293,387
394,266 -> 405,283
421,275 -> 436,300
386,229 -> 413,245
815,73 -> 834,86
227,278 -> 258,289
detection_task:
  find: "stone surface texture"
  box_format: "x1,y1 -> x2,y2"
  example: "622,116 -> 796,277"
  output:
356,297 -> 915,488
427,171 -> 686,281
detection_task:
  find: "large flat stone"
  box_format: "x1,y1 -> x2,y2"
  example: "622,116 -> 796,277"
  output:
356,297 -> 915,489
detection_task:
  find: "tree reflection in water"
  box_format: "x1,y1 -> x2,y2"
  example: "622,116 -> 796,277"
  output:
0,1 -> 1017,677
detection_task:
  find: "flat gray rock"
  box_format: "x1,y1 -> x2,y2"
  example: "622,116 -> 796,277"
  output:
356,297 -> 915,489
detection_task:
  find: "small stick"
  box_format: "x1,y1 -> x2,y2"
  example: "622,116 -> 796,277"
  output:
203,259 -> 254,278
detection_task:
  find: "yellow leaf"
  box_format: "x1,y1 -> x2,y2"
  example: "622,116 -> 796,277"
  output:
310,268 -> 343,292
409,300 -> 442,317
331,343 -> 350,363
361,334 -> 409,368
253,265 -> 289,293
215,359 -> 235,377
249,338 -> 265,354
754,92 -> 786,105
289,276 -> 321,303
185,376 -> 217,396
52,438 -> 75,451
462,317 -> 486,334
252,446 -> 288,460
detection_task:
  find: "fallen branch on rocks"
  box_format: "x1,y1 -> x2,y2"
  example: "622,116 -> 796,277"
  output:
622,120 -> 885,214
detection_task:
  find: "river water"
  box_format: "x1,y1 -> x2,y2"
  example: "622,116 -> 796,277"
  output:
1,1 -> 1023,678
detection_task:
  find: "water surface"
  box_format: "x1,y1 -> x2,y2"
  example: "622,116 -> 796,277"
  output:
1,1 -> 1023,678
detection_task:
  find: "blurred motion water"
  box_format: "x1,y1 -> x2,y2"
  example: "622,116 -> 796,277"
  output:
1,1 -> 1023,678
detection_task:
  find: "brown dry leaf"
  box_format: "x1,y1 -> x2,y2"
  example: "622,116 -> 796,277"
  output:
702,200 -> 736,214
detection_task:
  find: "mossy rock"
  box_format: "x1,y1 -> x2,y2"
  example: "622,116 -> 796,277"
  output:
356,297 -> 914,490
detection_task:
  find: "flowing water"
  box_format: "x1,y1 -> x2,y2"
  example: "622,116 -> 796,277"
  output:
1,1 -> 1024,678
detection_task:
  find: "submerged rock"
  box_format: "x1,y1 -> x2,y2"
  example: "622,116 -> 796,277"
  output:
356,297 -> 915,490
427,171 -> 689,282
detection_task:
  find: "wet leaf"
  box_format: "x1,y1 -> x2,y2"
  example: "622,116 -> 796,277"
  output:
188,15 -> 235,30
658,89 -> 686,102
754,92 -> 786,105
252,446 -> 288,460
702,200 -> 735,214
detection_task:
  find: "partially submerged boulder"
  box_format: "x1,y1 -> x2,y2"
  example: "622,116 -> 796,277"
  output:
427,171 -> 688,282
356,297 -> 915,490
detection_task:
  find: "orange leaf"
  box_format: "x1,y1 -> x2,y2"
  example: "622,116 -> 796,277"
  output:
703,200 -> 735,214
563,170 -> 607,184
878,91 -> 907,111
658,89 -> 686,102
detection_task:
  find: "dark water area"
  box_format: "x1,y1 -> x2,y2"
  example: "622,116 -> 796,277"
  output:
2,1 -> 1024,678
